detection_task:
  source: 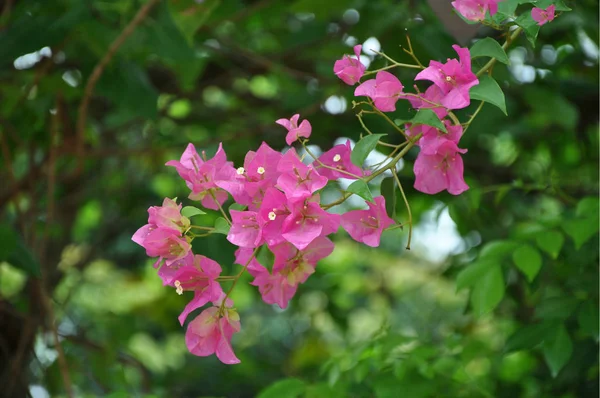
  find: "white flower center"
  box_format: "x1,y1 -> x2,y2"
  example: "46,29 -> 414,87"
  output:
268,211 -> 277,221
174,280 -> 183,295
236,167 -> 245,175
333,154 -> 341,162
445,76 -> 452,82
257,166 -> 265,175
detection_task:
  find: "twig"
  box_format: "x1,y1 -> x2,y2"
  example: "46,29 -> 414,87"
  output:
392,170 -> 412,250
75,0 -> 161,170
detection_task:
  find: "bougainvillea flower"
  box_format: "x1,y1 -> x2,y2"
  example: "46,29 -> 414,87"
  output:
161,255 -> 224,325
354,71 -> 405,112
413,140 -> 469,195
276,148 -> 328,200
281,197 -> 340,250
451,0 -> 500,21
166,143 -> 235,210
257,187 -> 290,247
340,196 -> 394,247
418,120 -> 464,155
531,5 -> 556,26
406,85 -> 448,119
185,305 -> 241,364
314,140 -> 366,180
334,44 -> 366,85
227,210 -> 263,248
276,114 -> 312,145
147,197 -> 190,233
415,45 -> 479,110
133,226 -> 190,262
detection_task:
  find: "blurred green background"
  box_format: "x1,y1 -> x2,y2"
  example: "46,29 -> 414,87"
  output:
0,0 -> 598,397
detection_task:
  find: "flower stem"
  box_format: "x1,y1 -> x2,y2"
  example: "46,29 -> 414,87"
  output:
219,247 -> 260,314
210,190 -> 232,225
392,169 -> 412,250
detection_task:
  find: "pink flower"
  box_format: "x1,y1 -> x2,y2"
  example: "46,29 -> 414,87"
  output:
281,196 -> 340,250
334,45 -> 366,85
276,114 -> 312,145
166,143 -> 235,210
314,140 -> 367,180
406,85 -> 448,120
340,196 -> 394,247
418,120 -> 464,155
414,140 -> 469,195
415,45 -> 479,110
227,210 -> 263,248
354,71 -> 405,112
248,237 -> 334,309
133,226 -> 190,262
185,305 -> 241,364
147,198 -> 190,233
157,255 -> 224,325
451,0 -> 500,21
257,187 -> 290,247
276,148 -> 328,200
216,142 -> 283,210
531,5 -> 556,26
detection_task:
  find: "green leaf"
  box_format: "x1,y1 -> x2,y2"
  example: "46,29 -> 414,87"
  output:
479,240 -> 519,259
456,259 -> 497,291
0,224 -> 17,260
470,265 -> 505,317
257,378 -> 306,398
542,325 -> 573,377
515,13 -> 540,47
181,206 -> 206,218
576,196 -> 599,219
470,75 -> 507,115
577,301 -> 600,338
380,178 -> 397,219
229,203 -> 247,212
7,237 -> 41,277
470,37 -> 510,65
410,109 -> 447,132
346,180 -> 374,203
562,217 -> 599,249
512,244 -> 542,282
535,230 -> 564,259
534,0 -> 572,11
504,321 -> 555,353
535,297 -> 579,320
214,217 -> 231,235
351,134 -> 386,167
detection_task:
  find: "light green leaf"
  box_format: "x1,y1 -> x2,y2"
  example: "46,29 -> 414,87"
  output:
229,203 -> 247,212
456,259 -> 497,291
504,321 -> 555,353
576,196 -> 599,219
535,230 -> 564,259
562,217 -> 599,249
479,240 -> 519,259
214,217 -> 231,235
470,74 -> 507,115
543,325 -> 573,377
470,37 -> 510,64
257,378 -> 306,398
470,265 -> 505,317
181,206 -> 206,218
535,297 -> 579,320
512,244 -> 542,282
410,109 -> 447,132
351,134 -> 386,167
346,180 -> 374,203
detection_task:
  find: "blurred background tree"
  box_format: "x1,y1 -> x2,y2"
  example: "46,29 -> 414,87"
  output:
0,0 -> 597,397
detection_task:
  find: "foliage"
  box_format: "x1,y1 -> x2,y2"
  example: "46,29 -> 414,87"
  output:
0,0 -> 597,397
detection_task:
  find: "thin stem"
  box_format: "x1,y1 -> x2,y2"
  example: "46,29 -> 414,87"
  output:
403,35 -> 425,69
462,100 -> 485,134
392,170 -> 412,250
220,247 -> 260,313
356,114 -> 398,147
369,50 -> 422,70
189,225 -> 215,231
210,190 -> 231,225
360,108 -> 407,138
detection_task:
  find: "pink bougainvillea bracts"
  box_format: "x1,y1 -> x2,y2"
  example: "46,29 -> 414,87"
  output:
531,5 -> 556,26
276,114 -> 312,145
451,0 -> 501,21
354,71 -> 405,112
333,44 -> 366,85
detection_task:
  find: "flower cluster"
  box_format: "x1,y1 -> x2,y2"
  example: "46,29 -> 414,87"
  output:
344,44 -> 475,195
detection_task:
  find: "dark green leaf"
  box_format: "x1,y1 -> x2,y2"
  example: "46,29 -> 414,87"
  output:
214,217 -> 231,235
351,134 -> 386,167
515,13 -> 541,47
512,244 -> 542,282
543,325 -> 573,377
410,109 -> 447,132
535,297 -> 579,320
7,237 -> 41,277
346,180 -> 374,203
257,378 -> 306,398
0,224 -> 17,260
479,240 -> 519,259
229,203 -> 247,212
504,321 -> 555,353
562,217 -> 599,250
470,75 -> 507,115
535,230 -> 564,259
380,178 -> 396,219
181,206 -> 206,218
470,37 -> 510,65
577,301 -> 600,338
470,264 -> 505,317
